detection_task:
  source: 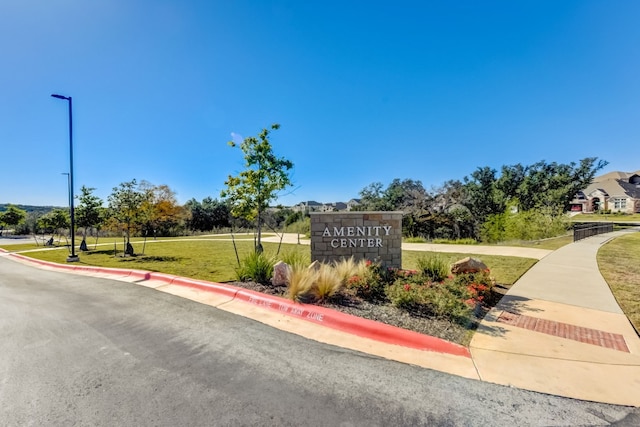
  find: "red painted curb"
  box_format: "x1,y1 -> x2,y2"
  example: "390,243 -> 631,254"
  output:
171,277 -> 240,299
233,289 -> 471,357
7,254 -> 471,358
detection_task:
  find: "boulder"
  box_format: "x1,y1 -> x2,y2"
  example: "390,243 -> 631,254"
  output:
451,257 -> 487,274
272,261 -> 291,286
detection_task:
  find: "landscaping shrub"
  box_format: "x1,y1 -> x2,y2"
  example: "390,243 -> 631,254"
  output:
416,254 -> 450,282
235,251 -> 275,284
453,270 -> 494,306
385,281 -> 422,309
385,280 -> 473,325
345,260 -> 389,302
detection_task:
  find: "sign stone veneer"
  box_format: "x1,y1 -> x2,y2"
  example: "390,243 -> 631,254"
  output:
310,211 -> 403,268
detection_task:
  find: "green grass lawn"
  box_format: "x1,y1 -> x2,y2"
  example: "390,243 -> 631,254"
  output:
12,238 -> 537,287
403,251 -> 537,286
492,235 -> 574,251
573,213 -> 640,222
598,231 -> 640,333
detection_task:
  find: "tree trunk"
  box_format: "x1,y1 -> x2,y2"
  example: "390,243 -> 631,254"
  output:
255,211 -> 263,253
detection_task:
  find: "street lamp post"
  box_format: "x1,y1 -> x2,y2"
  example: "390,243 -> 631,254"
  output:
51,94 -> 79,262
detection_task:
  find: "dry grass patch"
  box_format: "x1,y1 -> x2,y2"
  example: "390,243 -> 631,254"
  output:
598,231 -> 640,333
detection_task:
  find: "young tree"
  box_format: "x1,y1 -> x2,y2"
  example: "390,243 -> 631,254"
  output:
108,179 -> 145,255
75,186 -> 104,251
221,124 -> 293,252
0,205 -> 27,236
37,209 -> 70,245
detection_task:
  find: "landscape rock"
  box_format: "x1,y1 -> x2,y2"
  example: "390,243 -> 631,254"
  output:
451,257 -> 487,274
272,261 -> 291,286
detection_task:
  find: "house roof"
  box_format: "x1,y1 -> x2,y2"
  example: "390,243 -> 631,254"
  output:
583,171 -> 640,199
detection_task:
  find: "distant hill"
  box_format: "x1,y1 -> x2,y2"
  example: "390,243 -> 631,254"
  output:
0,204 -> 63,215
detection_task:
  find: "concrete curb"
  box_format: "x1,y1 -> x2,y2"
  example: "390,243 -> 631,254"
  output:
7,253 -> 470,358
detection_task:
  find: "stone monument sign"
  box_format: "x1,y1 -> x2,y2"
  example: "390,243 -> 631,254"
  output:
310,211 -> 402,268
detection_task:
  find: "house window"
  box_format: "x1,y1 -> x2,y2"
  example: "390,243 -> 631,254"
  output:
613,198 -> 627,210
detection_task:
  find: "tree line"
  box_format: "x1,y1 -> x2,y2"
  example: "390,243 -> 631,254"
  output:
354,158 -> 607,242
0,121 -> 607,248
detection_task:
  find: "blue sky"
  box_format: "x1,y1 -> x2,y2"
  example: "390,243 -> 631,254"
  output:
2,1 -> 639,207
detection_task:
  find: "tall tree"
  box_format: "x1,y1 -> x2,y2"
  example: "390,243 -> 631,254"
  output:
517,158 -> 608,212
138,181 -> 187,237
462,166 -> 506,224
75,186 -> 104,251
357,179 -> 430,213
0,205 -> 27,236
221,124 -> 293,252
108,179 -> 145,255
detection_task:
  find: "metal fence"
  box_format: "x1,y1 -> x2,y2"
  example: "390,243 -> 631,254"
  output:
573,222 -> 614,242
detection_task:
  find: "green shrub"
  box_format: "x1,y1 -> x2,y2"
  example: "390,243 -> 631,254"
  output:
483,208 -> 570,243
235,251 -> 275,285
386,280 -> 473,325
345,260 -> 388,302
416,254 -> 450,282
451,270 -> 494,307
430,285 -> 473,323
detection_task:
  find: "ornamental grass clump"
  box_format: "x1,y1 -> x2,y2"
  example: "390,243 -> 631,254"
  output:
235,251 -> 275,285
333,257 -> 360,286
286,265 -> 318,302
311,263 -> 343,302
416,254 -> 450,282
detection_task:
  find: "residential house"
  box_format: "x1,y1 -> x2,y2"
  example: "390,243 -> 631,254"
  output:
291,201 -> 323,213
570,170 -> 640,214
346,199 -> 361,211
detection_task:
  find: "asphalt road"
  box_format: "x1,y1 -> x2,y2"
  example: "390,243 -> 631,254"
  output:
1,256 -> 639,426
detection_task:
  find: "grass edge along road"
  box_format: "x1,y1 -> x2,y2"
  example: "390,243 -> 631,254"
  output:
598,231 -> 640,333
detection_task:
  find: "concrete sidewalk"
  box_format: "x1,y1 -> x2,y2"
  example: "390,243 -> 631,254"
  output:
470,229 -> 640,406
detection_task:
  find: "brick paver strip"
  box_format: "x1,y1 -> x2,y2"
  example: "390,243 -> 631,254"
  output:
497,311 -> 630,353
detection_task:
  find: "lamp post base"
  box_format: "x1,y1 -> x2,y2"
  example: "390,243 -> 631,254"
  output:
66,255 -> 80,262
